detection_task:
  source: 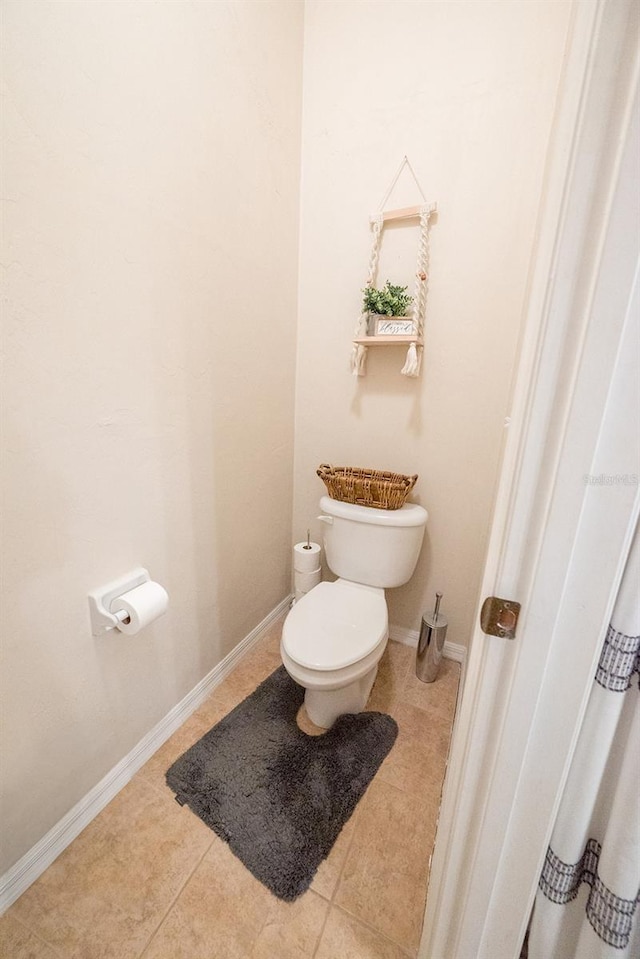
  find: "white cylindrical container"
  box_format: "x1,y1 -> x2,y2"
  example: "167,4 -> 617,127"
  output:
416,593 -> 448,683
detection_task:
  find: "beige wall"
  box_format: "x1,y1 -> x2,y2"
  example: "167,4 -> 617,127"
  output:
0,0 -> 303,873
294,0 -> 572,644
1,0 -> 574,879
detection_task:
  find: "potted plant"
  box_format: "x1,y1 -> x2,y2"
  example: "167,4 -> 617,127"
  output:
362,281 -> 413,335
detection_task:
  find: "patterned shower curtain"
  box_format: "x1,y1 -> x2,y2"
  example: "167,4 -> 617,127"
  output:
528,522 -> 640,959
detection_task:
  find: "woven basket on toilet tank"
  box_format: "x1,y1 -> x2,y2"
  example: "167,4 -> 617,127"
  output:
317,464 -> 418,510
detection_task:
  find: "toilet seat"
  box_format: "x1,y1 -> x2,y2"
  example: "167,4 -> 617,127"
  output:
282,580 -> 388,671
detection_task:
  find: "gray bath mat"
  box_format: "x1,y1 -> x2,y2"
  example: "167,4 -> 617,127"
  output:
166,665 -> 397,901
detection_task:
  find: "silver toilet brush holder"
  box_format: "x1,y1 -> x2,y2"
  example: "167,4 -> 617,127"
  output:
416,592 -> 448,683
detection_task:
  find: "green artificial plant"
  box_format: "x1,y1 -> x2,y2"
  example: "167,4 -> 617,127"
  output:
362,281 -> 413,317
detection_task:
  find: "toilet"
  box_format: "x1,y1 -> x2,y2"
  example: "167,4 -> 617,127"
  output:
281,494 -> 428,728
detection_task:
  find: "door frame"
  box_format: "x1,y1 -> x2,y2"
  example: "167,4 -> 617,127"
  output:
420,1 -> 640,956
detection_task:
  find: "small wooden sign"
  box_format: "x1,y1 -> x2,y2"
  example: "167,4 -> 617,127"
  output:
375,317 -> 415,336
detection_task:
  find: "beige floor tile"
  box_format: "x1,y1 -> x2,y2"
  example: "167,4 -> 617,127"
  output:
137,712 -> 212,792
366,642 -> 413,714
334,779 -> 436,955
315,907 -> 411,959
310,807 -> 360,900
8,777 -> 213,959
251,890 -> 328,958
401,658 -> 460,718
376,700 -> 451,797
214,664 -> 264,708
194,646 -> 281,728
184,633 -> 284,734
0,914 -> 60,959
242,634 -> 283,675
295,703 -> 326,737
258,613 -> 288,658
191,677 -> 246,728
141,838 -> 275,959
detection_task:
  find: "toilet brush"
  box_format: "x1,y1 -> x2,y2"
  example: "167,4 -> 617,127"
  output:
416,592 -> 448,683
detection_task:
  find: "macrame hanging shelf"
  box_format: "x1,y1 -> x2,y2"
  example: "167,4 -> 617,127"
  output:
351,156 -> 436,378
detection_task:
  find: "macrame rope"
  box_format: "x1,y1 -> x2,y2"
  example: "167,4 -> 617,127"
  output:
401,206 -> 432,377
366,215 -> 384,285
350,214 -> 383,376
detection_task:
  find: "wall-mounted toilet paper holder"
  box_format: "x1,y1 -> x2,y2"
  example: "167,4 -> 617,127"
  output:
88,567 -> 150,636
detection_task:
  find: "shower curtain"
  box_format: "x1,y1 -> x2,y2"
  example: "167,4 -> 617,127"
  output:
527,521 -> 640,959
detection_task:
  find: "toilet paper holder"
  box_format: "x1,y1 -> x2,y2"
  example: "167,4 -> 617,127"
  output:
88,567 -> 151,636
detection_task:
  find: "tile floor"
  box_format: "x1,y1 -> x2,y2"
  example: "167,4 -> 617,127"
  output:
0,616 -> 460,959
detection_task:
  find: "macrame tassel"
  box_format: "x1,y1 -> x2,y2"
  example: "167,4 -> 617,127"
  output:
351,343 -> 368,376
401,342 -> 422,377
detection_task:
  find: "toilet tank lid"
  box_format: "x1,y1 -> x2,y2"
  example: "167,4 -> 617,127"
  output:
320,495 -> 428,527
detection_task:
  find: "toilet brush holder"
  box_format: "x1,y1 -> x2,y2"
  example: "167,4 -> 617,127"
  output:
416,592 -> 448,683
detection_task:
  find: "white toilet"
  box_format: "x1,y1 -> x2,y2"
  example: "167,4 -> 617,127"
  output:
281,494 -> 428,728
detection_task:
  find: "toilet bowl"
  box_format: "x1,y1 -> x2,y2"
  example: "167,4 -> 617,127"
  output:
281,580 -> 388,728
281,494 -> 428,728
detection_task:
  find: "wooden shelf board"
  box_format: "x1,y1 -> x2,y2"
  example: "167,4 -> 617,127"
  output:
353,335 -> 423,345
370,201 -> 437,224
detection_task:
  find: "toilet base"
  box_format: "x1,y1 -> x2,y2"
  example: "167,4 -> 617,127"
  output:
304,665 -> 378,729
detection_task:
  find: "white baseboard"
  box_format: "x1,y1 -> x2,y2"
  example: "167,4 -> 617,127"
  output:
389,623 -> 466,665
0,595 -> 292,916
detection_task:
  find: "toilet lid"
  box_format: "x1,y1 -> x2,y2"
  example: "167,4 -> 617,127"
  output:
283,581 -> 388,671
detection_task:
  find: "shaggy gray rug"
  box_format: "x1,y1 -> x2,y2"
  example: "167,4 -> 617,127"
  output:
166,665 -> 398,901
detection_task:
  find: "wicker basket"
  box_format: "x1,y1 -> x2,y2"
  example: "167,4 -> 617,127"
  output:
317,464 -> 418,511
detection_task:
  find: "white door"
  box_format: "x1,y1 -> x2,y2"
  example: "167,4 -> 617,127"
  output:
420,2 -> 640,957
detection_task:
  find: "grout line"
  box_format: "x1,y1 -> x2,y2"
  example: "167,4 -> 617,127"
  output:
136,838 -> 215,959
310,807 -> 361,957
328,904 -> 416,958
252,906 -> 274,953
311,908 -> 331,959
329,814 -> 360,907
6,913 -> 66,959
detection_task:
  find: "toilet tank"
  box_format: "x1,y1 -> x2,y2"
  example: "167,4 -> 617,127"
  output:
318,495 -> 428,589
